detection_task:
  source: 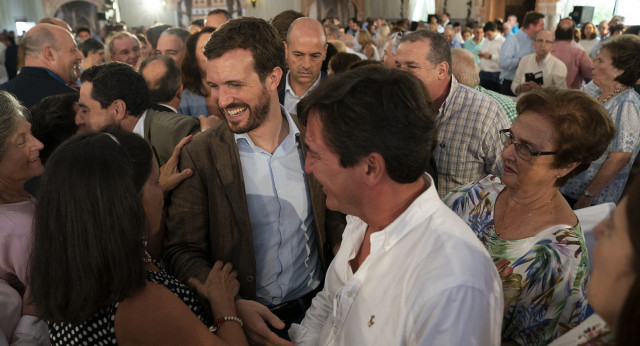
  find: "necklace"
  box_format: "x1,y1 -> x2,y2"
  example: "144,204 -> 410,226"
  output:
495,191 -> 557,236
600,85 -> 628,104
143,250 -> 153,263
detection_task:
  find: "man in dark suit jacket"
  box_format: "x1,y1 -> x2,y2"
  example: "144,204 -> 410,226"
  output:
140,55 -> 182,114
0,23 -> 82,108
165,18 -> 344,345
76,62 -> 198,176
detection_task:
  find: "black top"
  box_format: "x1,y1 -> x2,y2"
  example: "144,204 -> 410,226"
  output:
48,261 -> 209,345
0,66 -> 77,109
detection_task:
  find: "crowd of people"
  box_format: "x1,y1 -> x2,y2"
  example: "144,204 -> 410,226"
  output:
0,7 -> 639,346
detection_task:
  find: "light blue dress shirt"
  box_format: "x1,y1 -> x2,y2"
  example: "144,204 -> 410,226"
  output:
284,71 -> 322,115
499,31 -> 534,81
178,89 -> 208,117
235,107 -> 321,306
463,38 -> 485,66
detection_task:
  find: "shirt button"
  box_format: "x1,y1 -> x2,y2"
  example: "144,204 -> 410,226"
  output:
281,220 -> 285,225
246,275 -> 255,283
385,241 -> 392,247
346,291 -> 352,297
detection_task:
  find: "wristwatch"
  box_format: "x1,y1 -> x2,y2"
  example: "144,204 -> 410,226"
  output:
583,189 -> 594,198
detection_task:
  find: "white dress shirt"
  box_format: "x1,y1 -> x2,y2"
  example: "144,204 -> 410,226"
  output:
289,174 -> 503,345
511,53 -> 568,96
479,34 -> 506,73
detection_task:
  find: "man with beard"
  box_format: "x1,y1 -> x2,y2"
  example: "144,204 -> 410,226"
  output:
0,23 -> 82,108
280,17 -> 327,115
165,17 -> 343,346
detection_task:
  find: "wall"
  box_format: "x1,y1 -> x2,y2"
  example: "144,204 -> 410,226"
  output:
243,0 -> 301,21
0,0 -> 45,33
118,0 -> 177,28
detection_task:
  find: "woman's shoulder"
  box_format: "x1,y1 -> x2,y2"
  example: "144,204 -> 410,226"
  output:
445,175 -> 504,202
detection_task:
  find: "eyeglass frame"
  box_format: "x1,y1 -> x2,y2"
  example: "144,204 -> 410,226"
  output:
499,129 -> 557,161
533,39 -> 554,44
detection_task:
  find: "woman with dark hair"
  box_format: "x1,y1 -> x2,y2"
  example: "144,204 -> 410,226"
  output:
444,88 -> 615,345
29,129 -> 247,345
179,27 -> 220,118
561,35 -> 640,208
579,22 -> 598,57
549,178 -> 640,345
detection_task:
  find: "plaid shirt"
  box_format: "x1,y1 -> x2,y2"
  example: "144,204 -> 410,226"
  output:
476,86 -> 518,123
434,76 -> 511,197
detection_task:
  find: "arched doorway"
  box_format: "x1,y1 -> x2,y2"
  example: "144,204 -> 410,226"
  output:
53,0 -> 100,33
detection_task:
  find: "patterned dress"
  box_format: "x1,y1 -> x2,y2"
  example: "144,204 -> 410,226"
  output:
561,84 -> 640,204
444,175 -> 590,346
48,260 -> 209,345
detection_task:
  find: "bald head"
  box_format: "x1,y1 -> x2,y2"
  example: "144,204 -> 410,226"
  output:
533,30 -> 554,58
38,17 -> 72,32
24,23 -> 82,81
285,17 -> 327,92
451,48 -> 480,88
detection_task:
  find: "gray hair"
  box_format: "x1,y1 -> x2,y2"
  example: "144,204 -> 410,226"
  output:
105,31 -> 140,60
400,29 -> 452,76
159,27 -> 190,46
450,48 -> 480,88
24,25 -> 58,57
0,91 -> 27,157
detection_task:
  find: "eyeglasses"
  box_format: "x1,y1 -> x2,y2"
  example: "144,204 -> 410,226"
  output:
534,39 -> 554,44
499,129 -> 557,162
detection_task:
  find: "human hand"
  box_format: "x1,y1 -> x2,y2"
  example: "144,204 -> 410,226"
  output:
574,195 -> 593,209
199,114 -> 223,132
159,135 -> 193,196
188,261 -> 240,314
22,284 -> 39,317
236,299 -> 294,346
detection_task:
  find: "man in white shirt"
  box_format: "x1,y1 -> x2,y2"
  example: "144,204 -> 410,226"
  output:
511,30 -> 567,97
478,21 -> 505,92
289,65 -> 503,345
281,17 -> 327,115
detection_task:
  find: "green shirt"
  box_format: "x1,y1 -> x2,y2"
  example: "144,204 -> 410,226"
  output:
476,86 -> 518,123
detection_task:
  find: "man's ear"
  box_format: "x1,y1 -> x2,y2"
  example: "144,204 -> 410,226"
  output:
362,152 -> 386,186
437,61 -> 449,80
110,100 -> 128,122
43,45 -> 56,62
176,84 -> 184,102
265,66 -> 283,92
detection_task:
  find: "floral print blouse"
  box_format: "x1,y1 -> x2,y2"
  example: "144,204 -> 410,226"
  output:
444,175 -> 590,345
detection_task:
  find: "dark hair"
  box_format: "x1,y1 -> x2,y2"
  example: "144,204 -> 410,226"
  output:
616,178 -> 640,344
81,62 -> 151,117
139,54 -> 182,103
328,52 -> 361,74
494,19 -> 504,33
400,29 -> 452,76
297,66 -> 436,183
483,21 -> 497,32
204,17 -> 285,82
101,125 -> 153,192
516,88 -> 614,186
181,27 -> 215,96
624,25 -> 640,36
555,23 -> 574,41
322,41 -> 338,74
207,9 -> 232,20
76,26 -> 90,35
270,10 -> 304,42
600,34 -> 640,86
28,93 -> 79,163
190,19 -> 205,28
29,132 -> 146,324
78,37 -> 104,57
324,23 -> 340,38
610,24 -> 625,36
146,23 -> 172,49
581,22 -> 598,40
347,59 -> 382,70
522,11 -> 544,29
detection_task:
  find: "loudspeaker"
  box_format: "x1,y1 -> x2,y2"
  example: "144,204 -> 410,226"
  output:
570,6 -> 594,24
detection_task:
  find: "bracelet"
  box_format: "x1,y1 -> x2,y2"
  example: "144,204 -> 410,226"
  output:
209,316 -> 244,333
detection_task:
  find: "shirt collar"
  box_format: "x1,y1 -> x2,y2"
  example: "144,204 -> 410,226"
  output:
29,66 -> 67,85
285,70 -> 322,98
234,105 -> 300,154
438,75 -> 460,117
132,110 -> 147,138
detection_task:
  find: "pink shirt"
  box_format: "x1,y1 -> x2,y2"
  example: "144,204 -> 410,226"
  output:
0,197 -> 36,294
552,40 -> 593,89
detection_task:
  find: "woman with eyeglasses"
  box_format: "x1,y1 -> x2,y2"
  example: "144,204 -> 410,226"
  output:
444,88 -> 615,345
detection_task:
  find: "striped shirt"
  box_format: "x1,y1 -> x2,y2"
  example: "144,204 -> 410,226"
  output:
434,76 -> 511,197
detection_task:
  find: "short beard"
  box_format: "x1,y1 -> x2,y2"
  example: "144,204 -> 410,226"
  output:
222,86 -> 271,134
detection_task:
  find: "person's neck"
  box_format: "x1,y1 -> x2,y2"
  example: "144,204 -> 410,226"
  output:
247,101 -> 289,154
79,59 -> 92,71
359,176 -> 429,233
289,73 -> 315,98
501,184 -> 557,210
523,28 -> 536,39
120,114 -> 141,132
432,78 -> 452,111
473,37 -> 482,44
0,179 -> 30,205
535,53 -> 547,64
